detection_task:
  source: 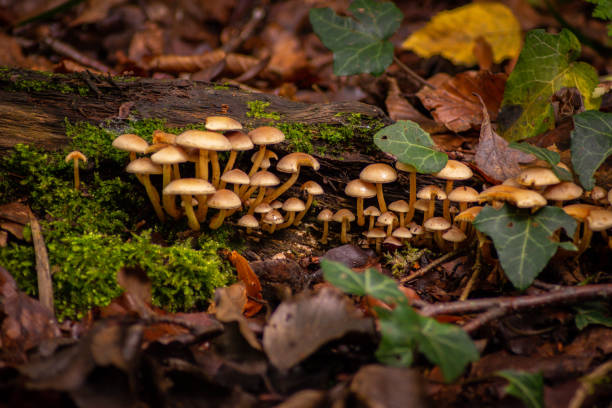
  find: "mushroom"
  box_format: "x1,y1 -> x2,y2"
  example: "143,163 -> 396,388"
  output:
454,204 -> 483,234
517,167 -> 560,188
434,160 -> 473,220
424,217 -> 451,250
478,185 -> 547,209
263,209 -> 284,234
585,209 -> 612,252
238,214 -> 259,234
345,179 -> 377,227
220,131 -> 253,187
244,170 -> 280,214
176,130 -> 231,187
563,204 -> 598,246
587,186 -> 608,204
151,145 -> 189,219
205,116 -> 242,132
163,178 -> 215,231
208,189 -> 242,230
278,197 -> 306,229
543,182 -> 583,207
359,163 -> 397,213
126,158 -> 165,222
364,206 -> 381,230
392,226 -> 412,245
383,236 -> 403,251
112,133 -> 148,162
270,200 -> 283,210
448,186 -> 479,216
388,200 -> 410,228
252,150 -> 278,170
442,226 -> 467,251
377,211 -> 398,237
65,151 -> 87,191
417,185 -> 447,221
220,169 -> 250,196
294,181 -> 324,225
408,222 -> 426,246
396,162 -> 418,223
248,126 -> 286,176
317,209 -> 333,244
266,152 -> 320,203
333,209 -> 355,244
365,228 -> 386,253
152,130 -> 177,145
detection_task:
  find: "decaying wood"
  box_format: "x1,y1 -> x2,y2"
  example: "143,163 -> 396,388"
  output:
27,208 -> 54,316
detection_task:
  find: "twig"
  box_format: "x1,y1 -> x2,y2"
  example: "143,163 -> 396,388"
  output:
400,248 -> 466,283
393,56 -> 435,89
463,307 -> 506,333
568,360 -> 612,408
42,37 -> 112,73
459,247 -> 481,300
28,208 -> 55,315
222,7 -> 266,54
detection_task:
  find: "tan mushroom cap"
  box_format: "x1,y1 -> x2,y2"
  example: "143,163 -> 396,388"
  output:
392,227 -> 413,239
442,226 -> 467,242
270,200 -> 283,209
364,206 -> 381,217
282,197 -> 306,212
221,169 -> 250,185
502,177 -> 523,188
126,157 -> 162,175
317,209 -> 333,222
543,182 -> 583,201
360,163 -> 397,184
414,199 -> 430,212
238,214 -> 259,228
112,133 -> 148,153
418,185 -> 447,200
207,189 -> 242,210
226,131 -> 254,150
250,170 -> 280,187
151,145 -> 189,164
396,162 -> 417,172
563,203 -> 600,222
409,223 -> 425,235
176,130 -> 231,151
249,126 -> 285,145
263,209 -> 284,225
205,116 -> 242,131
517,167 -> 560,187
424,217 -> 451,231
388,200 -> 410,213
479,185 -> 547,208
366,228 -> 386,239
254,203 -> 273,214
586,209 -> 612,231
455,206 -> 483,222
434,160 -> 473,180
383,236 -> 403,246
301,181 -> 324,195
163,178 -> 216,196
448,186 -> 479,203
345,179 -> 377,198
333,209 -> 355,222
377,211 -> 398,226
65,150 -> 87,163
277,152 -> 320,173
590,186 -> 607,202
152,130 -> 177,145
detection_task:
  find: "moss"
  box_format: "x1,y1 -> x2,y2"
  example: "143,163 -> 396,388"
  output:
0,69 -> 88,95
246,100 -> 281,120
213,84 -> 231,90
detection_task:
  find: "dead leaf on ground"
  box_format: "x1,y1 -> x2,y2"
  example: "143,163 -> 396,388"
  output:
474,93 -> 534,182
417,70 -> 506,133
143,49 -> 226,74
259,23 -> 308,80
0,202 -> 30,225
70,0 -> 126,27
228,251 -> 263,317
472,36 -> 493,71
262,287 -> 375,371
385,77 -> 445,133
349,365 -> 427,408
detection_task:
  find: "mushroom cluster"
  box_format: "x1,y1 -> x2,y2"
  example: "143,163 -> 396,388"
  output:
113,117 -> 322,233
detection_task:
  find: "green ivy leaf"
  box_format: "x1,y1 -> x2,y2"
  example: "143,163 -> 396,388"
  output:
309,0 -> 402,76
508,142 -> 572,181
587,0 -> 612,35
497,370 -> 544,408
473,205 -> 577,290
321,259 -> 405,304
499,29 -> 600,142
373,120 -> 448,173
574,302 -> 612,330
570,110 -> 612,190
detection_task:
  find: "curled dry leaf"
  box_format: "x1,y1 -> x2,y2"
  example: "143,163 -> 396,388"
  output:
228,250 -> 263,317
417,70 -> 506,133
350,365 -> 427,408
143,49 -> 226,73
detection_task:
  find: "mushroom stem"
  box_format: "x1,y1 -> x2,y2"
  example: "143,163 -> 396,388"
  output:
219,151 -> 238,187
266,171 -> 300,203
162,164 -> 180,219
248,188 -> 266,215
368,215 -> 376,231
578,223 -> 593,255
386,223 -> 393,237
172,163 -> 181,180
356,198 -> 365,226
195,194 -> 209,222
406,171 -> 417,223
209,209 -> 228,230
249,146 -> 267,176
398,213 -> 405,228
142,176 -> 165,222
375,237 -> 382,254
434,231 -> 445,250
241,185 -> 258,201
458,202 -> 468,231
426,197 -> 435,221
197,150 -> 209,181
320,221 -> 329,244
181,194 -> 200,231
294,194 -> 314,225
443,180 -> 453,221
129,152 -> 137,162
233,184 -> 241,196
278,212 -> 296,229
72,159 -> 81,190
210,151 -> 221,188
340,219 -> 349,244
375,183 -> 387,213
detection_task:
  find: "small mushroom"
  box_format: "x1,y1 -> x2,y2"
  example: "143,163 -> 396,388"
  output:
152,130 -> 177,145
543,182 -> 583,207
151,146 -> 189,219
263,209 -> 284,233
455,205 -> 483,233
434,160 -> 473,220
294,181 -> 324,225
244,170 -> 280,214
208,189 -> 242,230
517,167 -> 560,188
392,227 -> 412,245
448,186 -> 479,216
270,200 -> 283,210
238,214 -> 259,234
345,179 -> 377,226
364,206 -> 381,231
65,151 -> 87,191
585,209 -> 612,251
205,116 -> 242,132
267,153 -> 320,203
359,163 -> 397,213
278,197 -> 306,229
248,126 -> 286,176
388,200 -> 410,228
424,217 -> 451,250
563,204 -> 599,248
442,226 -> 467,251
417,185 -> 447,221
365,228 -> 386,253
163,178 -> 215,231
220,131 -> 253,188
378,211 -> 398,237
112,133 -> 148,162
126,158 -> 165,222
176,130 -> 231,186
478,185 -> 546,209
396,161 -> 418,223
317,209 -> 333,244
588,186 -> 608,204
333,209 -> 355,244
220,169 -> 250,196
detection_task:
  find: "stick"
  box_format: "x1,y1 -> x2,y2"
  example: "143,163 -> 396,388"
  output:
28,208 -> 55,315
400,248 -> 466,283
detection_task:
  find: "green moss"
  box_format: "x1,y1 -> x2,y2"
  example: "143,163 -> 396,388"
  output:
0,70 -> 88,95
213,84 -> 231,90
246,100 -> 281,120
277,122 -> 314,153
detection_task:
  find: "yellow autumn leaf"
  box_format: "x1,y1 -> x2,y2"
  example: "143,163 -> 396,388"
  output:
402,2 -> 522,66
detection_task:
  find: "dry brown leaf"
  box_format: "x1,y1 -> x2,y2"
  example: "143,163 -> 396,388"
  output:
143,49 -> 226,73
128,22 -> 164,63
385,77 -> 445,134
228,250 -> 263,317
472,36 -> 493,71
225,53 -> 260,77
260,23 -> 308,79
70,0 -> 126,27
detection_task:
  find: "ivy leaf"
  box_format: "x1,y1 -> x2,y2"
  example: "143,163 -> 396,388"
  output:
508,142 -> 572,181
570,110 -> 612,190
473,205 -> 577,290
574,302 -> 612,330
321,259 -> 405,304
374,120 -> 448,173
499,29 -> 600,142
309,0 -> 402,76
496,370 -> 544,408
587,0 -> 612,35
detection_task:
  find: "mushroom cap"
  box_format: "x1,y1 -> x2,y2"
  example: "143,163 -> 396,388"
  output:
502,177 -> 523,188
360,163 -> 397,184
112,133 -> 148,153
238,214 -> 259,229
414,199 -> 430,212
254,203 -> 273,214
151,145 -> 189,164
590,186 -> 607,202
221,169 -> 250,185
317,209 -> 333,222
126,157 -> 163,175
301,180 -> 324,195
383,236 -> 403,247
226,131 -> 253,151
249,126 -> 285,145
277,152 -> 320,173
478,185 -> 547,208
176,130 -> 232,151
455,206 -> 483,222
563,203 -> 600,222
364,206 -> 381,217
145,143 -> 170,154
442,226 -> 467,242
270,200 -> 283,209
392,227 -> 412,239
163,178 -> 216,196
333,209 -> 355,223
396,162 -> 417,173
409,223 -> 425,235
283,197 -> 306,212
65,150 -> 87,163
424,217 -> 451,231
263,209 -> 284,225
152,130 -> 177,145
377,211 -> 398,226
517,167 -> 560,187
434,160 -> 473,180
205,116 -> 242,131
388,200 -> 410,213
448,186 -> 479,203
586,209 -> 612,231
365,228 -> 386,239
207,189 -> 242,210
417,185 -> 447,200
543,182 -> 583,202
345,179 -> 377,198
250,170 -> 280,187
